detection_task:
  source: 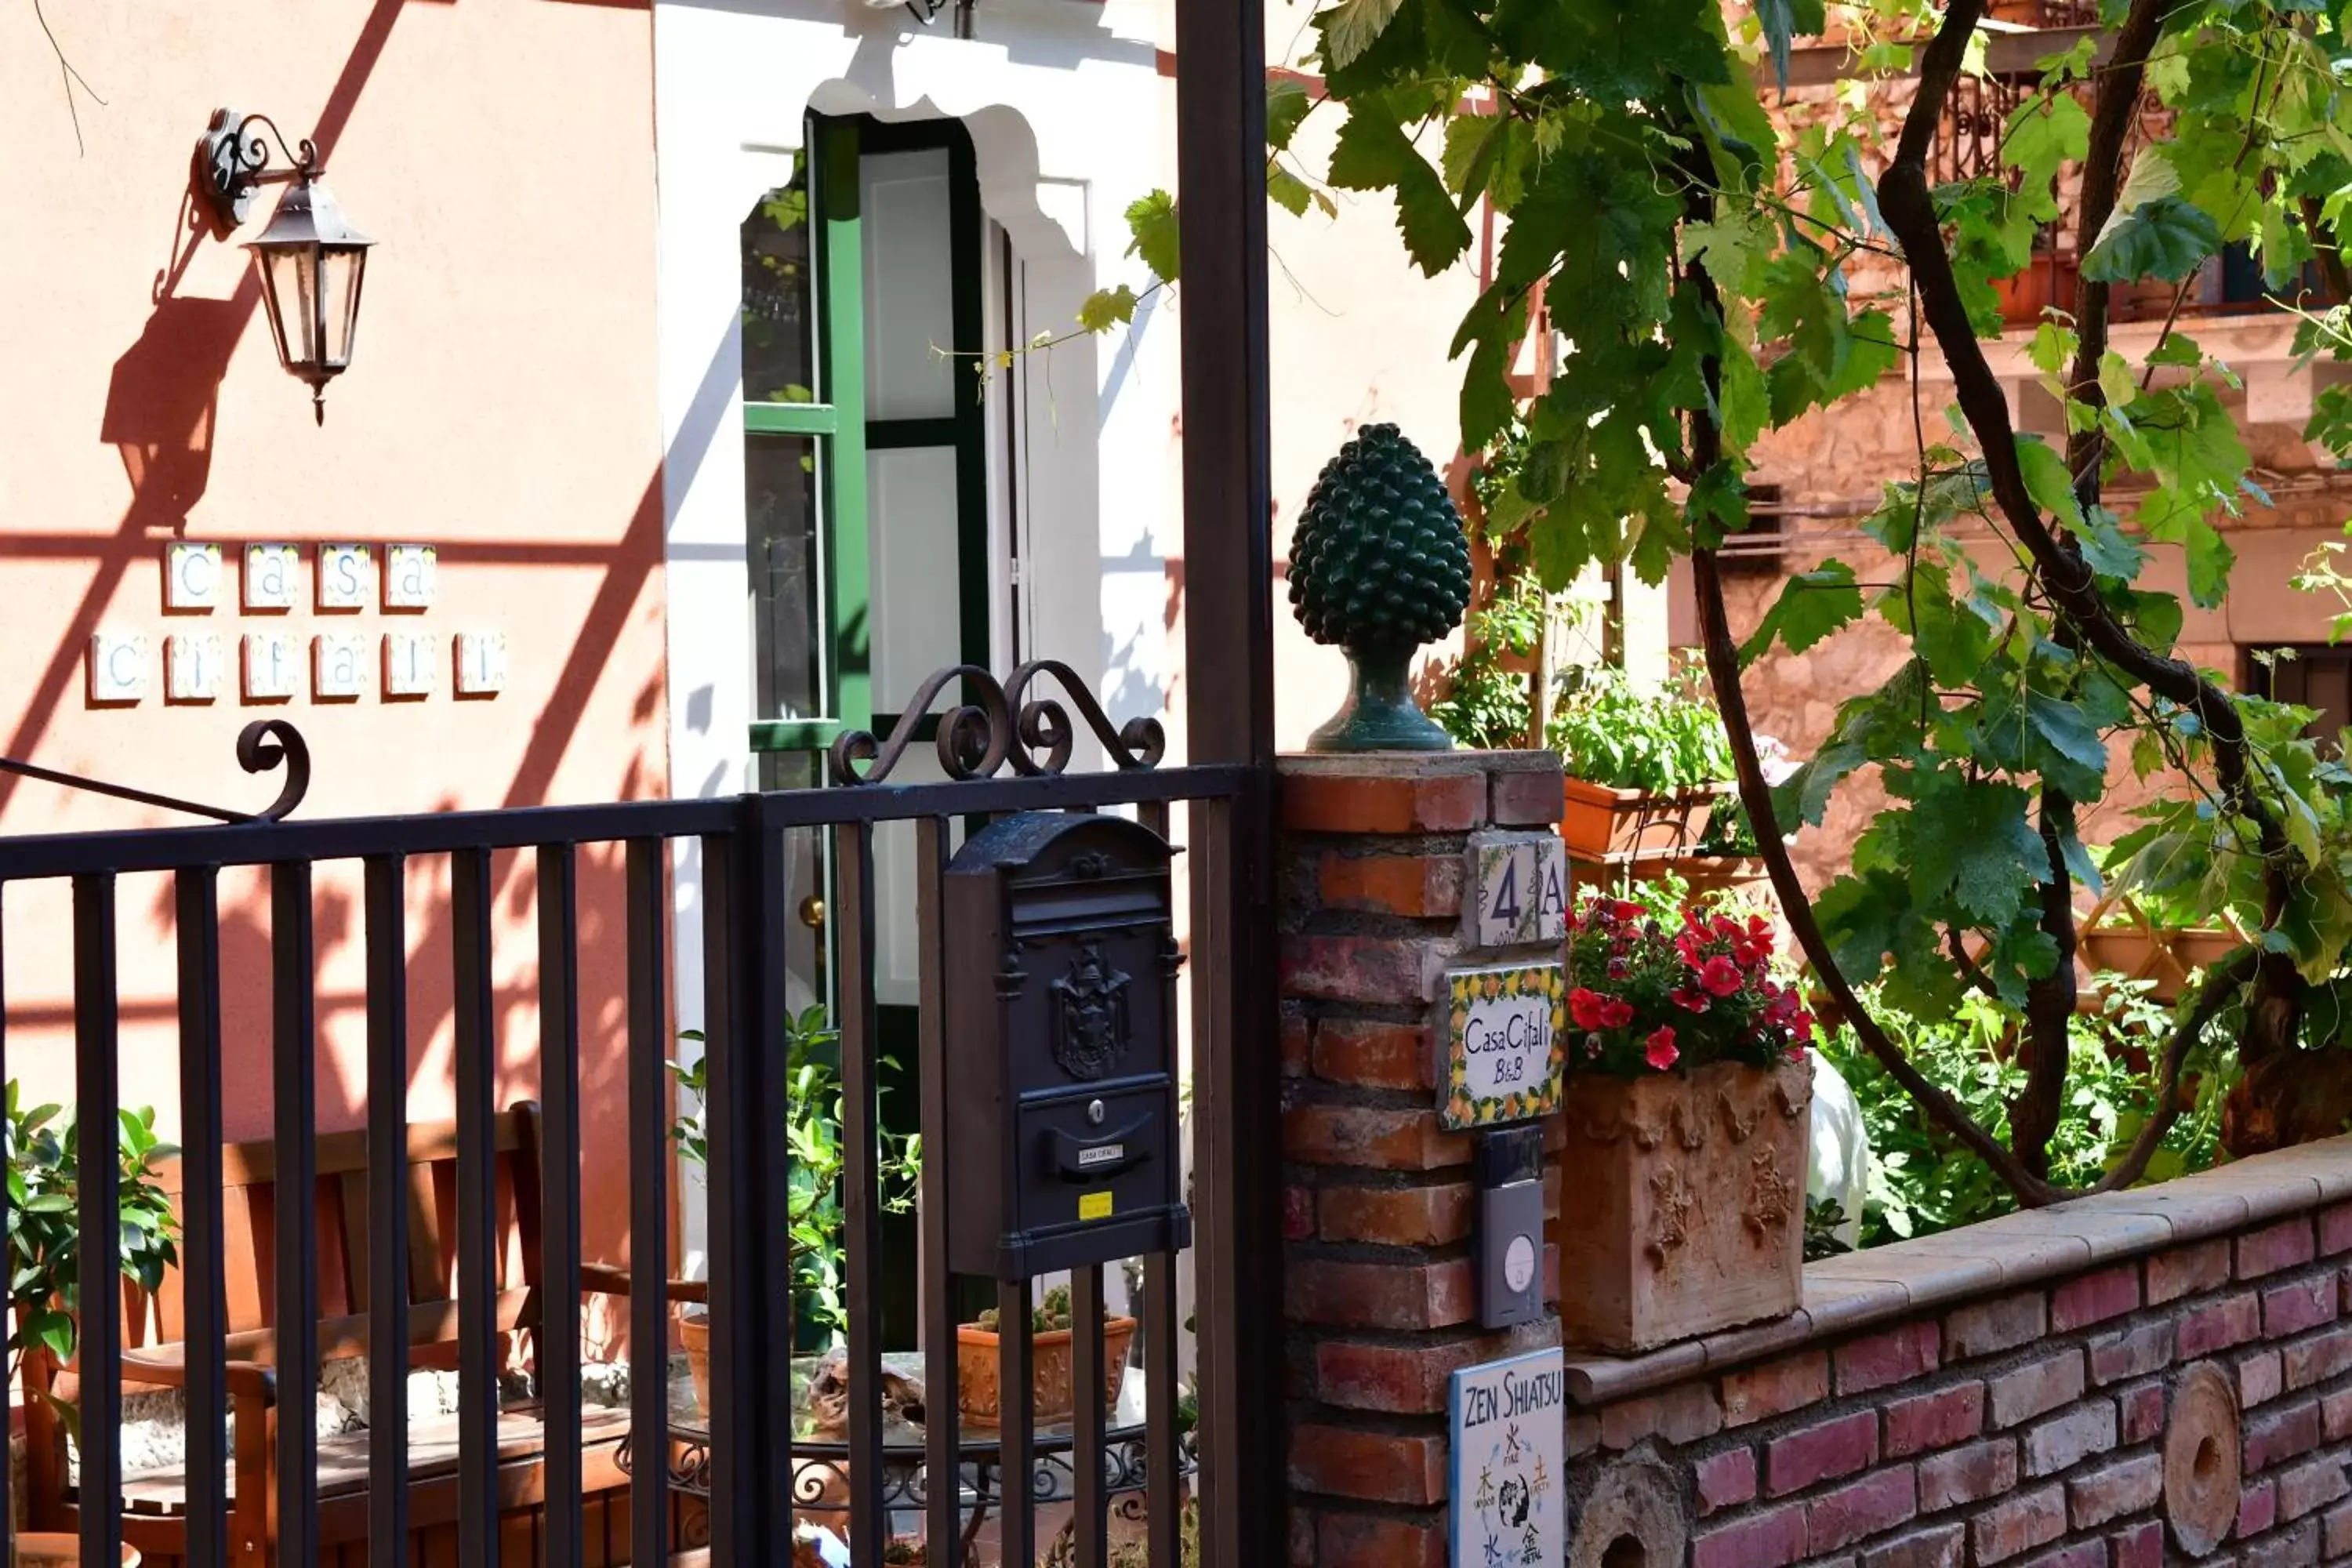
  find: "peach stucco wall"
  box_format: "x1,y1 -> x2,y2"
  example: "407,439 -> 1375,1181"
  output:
0,0 -> 665,1283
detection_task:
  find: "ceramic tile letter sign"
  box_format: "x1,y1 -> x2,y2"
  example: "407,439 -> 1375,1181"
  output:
242,543 -> 300,612
242,631 -> 299,702
165,633 -> 224,703
315,544 -> 373,611
314,633 -> 368,701
383,544 -> 437,611
164,543 -> 223,612
454,631 -> 507,697
1465,831 -> 1570,949
1442,962 -> 1566,1131
382,631 -> 436,699
87,632 -> 150,705
1450,1348 -> 1565,1568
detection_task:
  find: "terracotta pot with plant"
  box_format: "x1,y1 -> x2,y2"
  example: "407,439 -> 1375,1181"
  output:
956,1284 -> 1134,1428
1552,895 -> 1815,1353
7,1083 -> 176,1566
670,1006 -> 920,1414
1546,666 -> 1768,877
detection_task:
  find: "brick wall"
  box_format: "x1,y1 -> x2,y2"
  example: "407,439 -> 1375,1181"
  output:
1279,751 -> 1568,1568
1559,1144 -> 2352,1567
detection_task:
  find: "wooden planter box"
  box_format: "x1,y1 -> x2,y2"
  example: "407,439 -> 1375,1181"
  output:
956,1317 -> 1137,1427
1559,779 -> 1733,864
1553,1058 -> 1810,1353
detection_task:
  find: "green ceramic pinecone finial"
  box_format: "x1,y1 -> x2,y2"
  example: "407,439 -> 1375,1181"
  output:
1288,423 -> 1472,752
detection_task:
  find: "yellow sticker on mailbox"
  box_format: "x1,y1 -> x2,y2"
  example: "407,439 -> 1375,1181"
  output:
1079,1190 -> 1115,1221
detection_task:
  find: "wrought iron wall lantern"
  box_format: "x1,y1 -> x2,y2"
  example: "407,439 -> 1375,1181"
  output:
194,108 -> 375,424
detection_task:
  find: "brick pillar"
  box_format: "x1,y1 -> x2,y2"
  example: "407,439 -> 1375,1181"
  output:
1279,750 -> 1569,1568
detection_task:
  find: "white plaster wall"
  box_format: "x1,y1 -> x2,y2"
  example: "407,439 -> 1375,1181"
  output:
652,0 -> 1170,1271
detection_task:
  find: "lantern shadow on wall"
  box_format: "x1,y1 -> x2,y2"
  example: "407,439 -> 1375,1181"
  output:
100,296 -> 245,530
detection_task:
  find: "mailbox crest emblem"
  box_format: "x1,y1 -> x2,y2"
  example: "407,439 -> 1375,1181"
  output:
1050,938 -> 1132,1080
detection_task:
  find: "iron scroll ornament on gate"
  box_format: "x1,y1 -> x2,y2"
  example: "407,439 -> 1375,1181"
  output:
829,661 -> 1166,786
0,719 -> 311,823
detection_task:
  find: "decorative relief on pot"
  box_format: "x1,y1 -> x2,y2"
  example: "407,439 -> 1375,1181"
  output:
1742,1146 -> 1796,1243
1719,1087 -> 1762,1142
1646,1167 -> 1693,1265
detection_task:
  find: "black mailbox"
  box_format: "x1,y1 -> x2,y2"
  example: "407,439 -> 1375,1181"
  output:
943,811 -> 1192,1280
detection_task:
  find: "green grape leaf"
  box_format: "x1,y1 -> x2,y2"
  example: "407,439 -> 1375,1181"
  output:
2014,434 -> 2085,530
1268,162 -> 1316,217
1321,0 -> 1408,69
1327,104 -> 1473,274
1268,78 -> 1316,153
1076,285 -> 1139,333
1742,560 -> 1864,662
1123,191 -> 1181,283
2082,194 -> 2223,284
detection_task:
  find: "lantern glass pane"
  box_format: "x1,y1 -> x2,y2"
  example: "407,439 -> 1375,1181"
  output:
321,245 -> 367,370
264,245 -> 323,371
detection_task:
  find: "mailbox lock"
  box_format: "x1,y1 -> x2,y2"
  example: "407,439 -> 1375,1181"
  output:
1087,1098 -> 1106,1126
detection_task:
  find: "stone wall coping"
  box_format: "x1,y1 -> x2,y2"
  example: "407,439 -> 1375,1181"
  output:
1560,1132 -> 2352,1406
1277,749 -> 1563,779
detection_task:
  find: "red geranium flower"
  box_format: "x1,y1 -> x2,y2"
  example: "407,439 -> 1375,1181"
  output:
1599,996 -> 1635,1029
1645,1026 -> 1679,1071
1568,987 -> 1608,1030
1671,987 -> 1711,1014
1613,900 -> 1643,924
1700,955 -> 1744,996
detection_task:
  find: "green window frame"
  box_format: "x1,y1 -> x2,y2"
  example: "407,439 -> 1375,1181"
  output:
746,114 -> 990,758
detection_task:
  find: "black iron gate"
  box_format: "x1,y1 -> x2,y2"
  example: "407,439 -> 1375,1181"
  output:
0,660 -> 1266,1568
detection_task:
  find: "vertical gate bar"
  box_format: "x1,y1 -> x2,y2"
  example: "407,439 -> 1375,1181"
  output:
536,851 -> 586,1561
363,855 -> 411,1568
996,1281 -> 1036,1568
1071,1265 -> 1109,1568
451,847 -> 499,1568
913,818 -> 961,1563
73,874 -> 122,1568
175,867 -> 228,1568
271,861 -> 321,1568
832,821 -> 887,1566
703,820 -> 793,1566
1143,1253 -> 1180,1566
1138,797 -> 1181,1568
536,844 -> 586,1568
624,839 -> 670,1568
1176,0 -> 1281,1529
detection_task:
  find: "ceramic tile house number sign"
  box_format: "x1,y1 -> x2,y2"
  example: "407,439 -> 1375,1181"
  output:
1442,963 -> 1566,1130
1465,831 -> 1569,949
1450,1348 -> 1564,1568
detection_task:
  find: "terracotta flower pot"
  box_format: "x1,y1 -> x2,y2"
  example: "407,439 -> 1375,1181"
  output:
13,1534 -> 139,1568
1559,779 -> 1732,864
2078,926 -> 2244,1005
1553,1058 -> 1810,1353
677,1307 -> 712,1417
956,1317 -> 1137,1427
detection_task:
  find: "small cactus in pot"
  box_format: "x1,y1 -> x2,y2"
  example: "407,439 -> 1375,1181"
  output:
1287,423 -> 1472,751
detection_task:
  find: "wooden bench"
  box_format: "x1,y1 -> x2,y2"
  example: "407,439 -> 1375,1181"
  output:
24,1105 -> 702,1568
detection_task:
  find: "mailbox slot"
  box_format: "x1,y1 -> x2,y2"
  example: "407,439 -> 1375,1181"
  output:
942,811 -> 1191,1280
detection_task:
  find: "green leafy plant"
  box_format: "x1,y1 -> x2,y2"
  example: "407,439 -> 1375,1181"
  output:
1431,575 -> 1546,750
971,1283 -> 1109,1336
5,1083 -> 180,1383
1547,665 -> 1737,796
672,1007 -> 921,1345
1818,980 -> 2237,1245
1803,1197 -> 1854,1261
1565,892 -> 1815,1077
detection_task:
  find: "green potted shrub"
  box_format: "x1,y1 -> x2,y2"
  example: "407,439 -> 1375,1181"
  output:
1548,665 -> 1744,866
955,1282 -> 1135,1428
7,1083 -> 179,1568
670,1006 -> 920,1414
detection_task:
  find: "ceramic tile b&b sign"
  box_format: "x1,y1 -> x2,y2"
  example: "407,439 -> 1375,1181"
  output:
1451,1348 -> 1564,1568
1442,962 -> 1566,1130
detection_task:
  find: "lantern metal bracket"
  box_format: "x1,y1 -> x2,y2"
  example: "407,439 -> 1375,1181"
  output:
194,107 -> 321,231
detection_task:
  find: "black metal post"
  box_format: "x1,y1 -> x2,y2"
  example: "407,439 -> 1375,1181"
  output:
175,867 -> 228,1568
1174,0 -> 1282,1555
73,875 -> 122,1568
362,855 -> 411,1568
